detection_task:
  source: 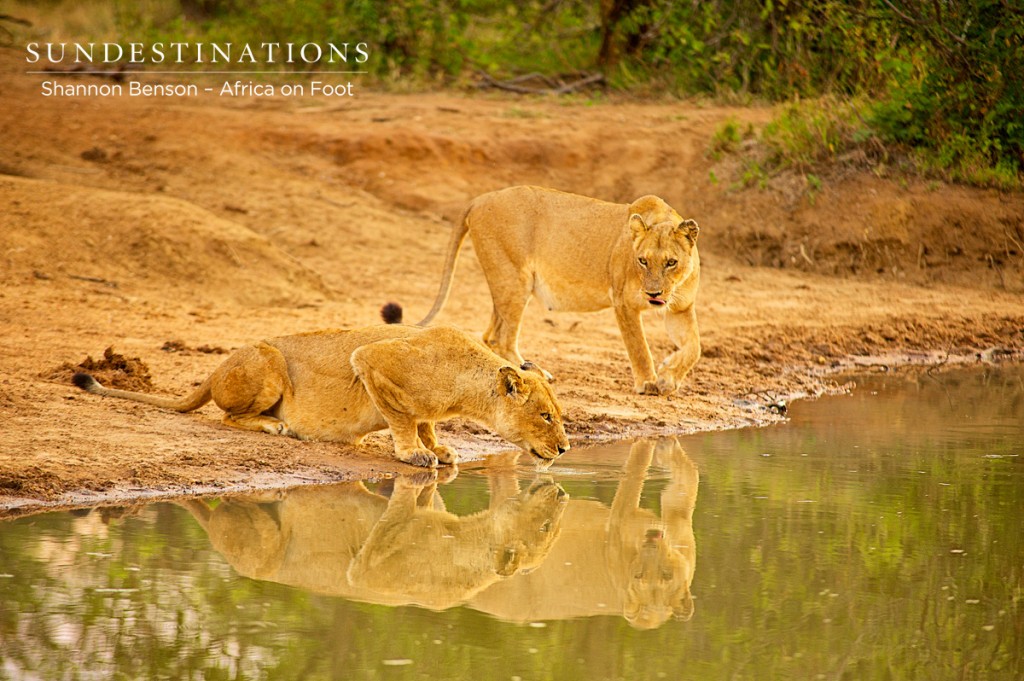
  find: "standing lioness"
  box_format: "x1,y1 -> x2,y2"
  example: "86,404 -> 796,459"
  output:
419,186 -> 701,395
73,324 -> 569,468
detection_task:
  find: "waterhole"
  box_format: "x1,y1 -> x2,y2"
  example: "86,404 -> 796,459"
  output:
1,367 -> 1021,680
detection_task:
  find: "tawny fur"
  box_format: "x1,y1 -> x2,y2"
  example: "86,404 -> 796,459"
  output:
469,438 -> 699,629
73,324 -> 569,468
418,185 -> 702,395
179,472 -> 568,610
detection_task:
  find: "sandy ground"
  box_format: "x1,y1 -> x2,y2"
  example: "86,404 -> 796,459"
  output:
1,48 -> 1022,516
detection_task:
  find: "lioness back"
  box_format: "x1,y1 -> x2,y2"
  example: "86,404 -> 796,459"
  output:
263,325 -> 422,441
265,325 -> 419,392
468,186 -> 628,312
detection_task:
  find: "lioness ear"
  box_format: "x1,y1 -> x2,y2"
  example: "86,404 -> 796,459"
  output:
498,366 -> 527,397
678,219 -> 699,243
629,213 -> 649,239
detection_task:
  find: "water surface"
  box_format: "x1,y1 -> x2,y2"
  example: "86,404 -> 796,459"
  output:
1,367 -> 1021,680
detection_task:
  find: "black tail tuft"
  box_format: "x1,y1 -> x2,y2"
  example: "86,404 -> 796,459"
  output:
72,372 -> 99,392
380,302 -> 403,325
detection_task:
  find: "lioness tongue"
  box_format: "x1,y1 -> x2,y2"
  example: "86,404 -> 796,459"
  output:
649,298 -> 666,306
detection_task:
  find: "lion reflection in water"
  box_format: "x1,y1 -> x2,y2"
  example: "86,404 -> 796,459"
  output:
183,438 -> 696,628
180,470 -> 567,610
468,438 -> 699,629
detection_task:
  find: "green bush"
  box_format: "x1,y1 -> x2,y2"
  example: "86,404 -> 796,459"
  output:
760,97 -> 875,171
606,0 -> 894,99
122,0 -> 473,79
865,0 -> 1023,187
107,0 -> 1023,186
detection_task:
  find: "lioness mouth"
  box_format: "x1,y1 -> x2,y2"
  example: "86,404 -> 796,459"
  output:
528,449 -> 558,471
647,296 -> 666,306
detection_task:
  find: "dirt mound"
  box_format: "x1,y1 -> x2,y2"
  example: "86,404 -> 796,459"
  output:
707,165 -> 1024,292
269,101 -> 738,222
0,175 -> 330,306
45,346 -> 155,392
160,340 -> 229,354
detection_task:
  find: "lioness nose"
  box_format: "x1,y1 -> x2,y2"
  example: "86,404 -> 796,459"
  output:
646,291 -> 663,298
557,444 -> 569,455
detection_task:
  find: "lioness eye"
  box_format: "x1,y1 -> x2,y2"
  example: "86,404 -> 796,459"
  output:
666,258 -> 678,268
638,257 -> 648,267
541,412 -> 553,423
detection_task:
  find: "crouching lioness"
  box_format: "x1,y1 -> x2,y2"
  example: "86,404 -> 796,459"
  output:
72,323 -> 570,468
418,186 -> 701,395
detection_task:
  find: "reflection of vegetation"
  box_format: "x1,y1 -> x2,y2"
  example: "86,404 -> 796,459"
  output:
0,368 -> 1021,679
688,367 -> 1024,679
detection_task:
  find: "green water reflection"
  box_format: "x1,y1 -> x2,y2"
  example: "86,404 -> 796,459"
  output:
0,367 -> 1022,680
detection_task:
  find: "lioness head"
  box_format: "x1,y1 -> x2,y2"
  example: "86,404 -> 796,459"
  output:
623,528 -> 695,629
492,366 -> 570,467
628,196 -> 699,307
491,480 -> 568,576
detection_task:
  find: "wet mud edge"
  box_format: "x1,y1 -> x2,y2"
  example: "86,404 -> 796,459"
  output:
3,349 -> 1017,521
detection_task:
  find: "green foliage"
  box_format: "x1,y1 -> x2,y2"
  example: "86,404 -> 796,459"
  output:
602,0 -> 1023,186
120,0 -> 474,80
760,96 -> 876,171
708,118 -> 749,160
105,0 -> 1024,185
865,0 -> 1024,188
719,91 -> 1021,191
606,0 -> 895,99
717,97 -> 885,194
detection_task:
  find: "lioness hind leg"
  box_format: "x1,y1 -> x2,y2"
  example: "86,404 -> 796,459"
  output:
210,342 -> 295,437
417,422 -> 457,465
479,261 -> 532,367
483,303 -> 527,366
222,413 -> 295,437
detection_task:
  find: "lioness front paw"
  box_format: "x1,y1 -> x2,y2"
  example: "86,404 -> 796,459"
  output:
401,469 -> 439,487
655,376 -> 678,395
431,444 -> 459,465
398,448 -> 439,468
521,361 -> 555,383
636,380 -> 661,396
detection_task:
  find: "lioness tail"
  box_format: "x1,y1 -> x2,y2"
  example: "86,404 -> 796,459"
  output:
380,302 -> 403,324
73,372 -> 214,412
416,207 -> 471,326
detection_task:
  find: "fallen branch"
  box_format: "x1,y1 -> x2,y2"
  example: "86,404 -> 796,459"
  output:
476,70 -> 605,95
